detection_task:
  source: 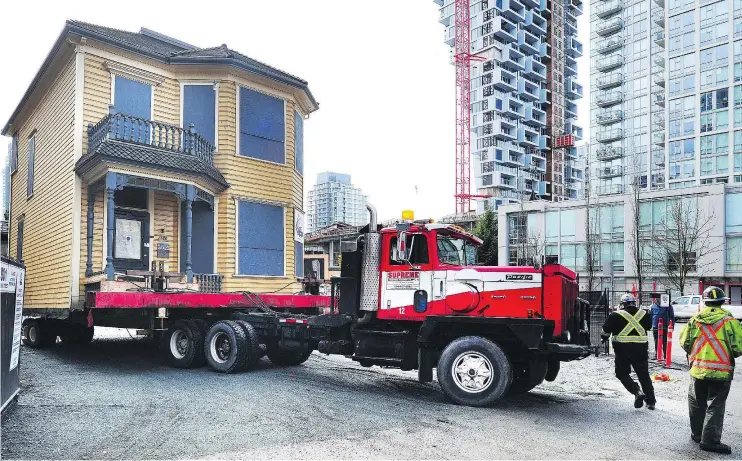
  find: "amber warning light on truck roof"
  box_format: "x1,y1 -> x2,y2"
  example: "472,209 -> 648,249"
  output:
401,210 -> 415,221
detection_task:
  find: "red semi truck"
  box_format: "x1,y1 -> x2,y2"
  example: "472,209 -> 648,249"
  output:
23,204 -> 590,406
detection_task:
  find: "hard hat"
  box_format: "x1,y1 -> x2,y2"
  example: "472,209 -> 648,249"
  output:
702,286 -> 728,306
620,293 -> 636,305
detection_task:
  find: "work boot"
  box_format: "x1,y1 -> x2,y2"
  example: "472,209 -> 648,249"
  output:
647,403 -> 655,410
691,434 -> 701,443
634,390 -> 646,409
700,442 -> 732,454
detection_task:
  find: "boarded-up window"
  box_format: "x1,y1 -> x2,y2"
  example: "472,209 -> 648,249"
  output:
27,133 -> 35,198
183,85 -> 216,145
238,201 -> 284,276
239,87 -> 285,163
295,241 -> 303,277
113,76 -> 152,141
10,133 -> 18,174
17,219 -> 24,262
294,111 -> 303,174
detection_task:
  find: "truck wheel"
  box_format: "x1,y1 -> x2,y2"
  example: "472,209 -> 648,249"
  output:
266,342 -> 312,366
79,326 -> 95,345
437,336 -> 512,407
60,324 -> 94,346
234,320 -> 262,370
544,359 -> 560,382
508,358 -> 548,395
22,320 -> 50,348
164,321 -> 204,368
205,320 -> 247,373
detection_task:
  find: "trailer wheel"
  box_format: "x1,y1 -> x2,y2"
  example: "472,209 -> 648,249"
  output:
205,320 -> 247,373
437,336 -> 512,407
164,321 -> 204,368
234,320 -> 261,370
508,358 -> 548,395
22,319 -> 52,348
544,359 -> 560,382
60,325 -> 94,346
266,342 -> 312,366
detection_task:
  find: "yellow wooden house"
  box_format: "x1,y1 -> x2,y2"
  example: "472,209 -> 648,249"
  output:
2,21 -> 317,315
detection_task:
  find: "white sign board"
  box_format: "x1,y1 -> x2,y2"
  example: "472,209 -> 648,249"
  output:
294,210 -> 305,244
660,293 -> 670,308
9,265 -> 25,371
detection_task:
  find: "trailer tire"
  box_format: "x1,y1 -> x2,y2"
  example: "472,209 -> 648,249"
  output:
205,320 -> 247,373
544,359 -> 560,382
266,342 -> 312,366
59,325 -> 94,346
164,321 -> 204,369
234,320 -> 261,370
508,358 -> 548,395
22,319 -> 54,348
437,336 -> 512,407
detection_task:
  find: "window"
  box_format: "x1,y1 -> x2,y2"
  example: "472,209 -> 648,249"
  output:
437,234 -> 476,266
295,111 -> 304,174
560,210 -> 576,241
728,237 -> 742,271
560,244 -> 576,270
183,84 -> 216,145
239,87 -> 286,163
16,219 -> 24,262
113,76 -> 152,141
10,132 -> 17,174
701,92 -> 713,112
390,234 -> 429,265
727,193 -> 742,233
718,88 -> 730,108
545,211 -> 559,243
27,132 -> 35,198
237,201 -> 285,276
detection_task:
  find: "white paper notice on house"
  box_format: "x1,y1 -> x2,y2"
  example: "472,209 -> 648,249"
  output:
10,267 -> 25,371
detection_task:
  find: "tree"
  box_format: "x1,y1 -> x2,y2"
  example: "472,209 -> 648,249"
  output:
652,198 -> 722,295
583,153 -> 600,292
473,209 -> 498,266
626,152 -> 647,294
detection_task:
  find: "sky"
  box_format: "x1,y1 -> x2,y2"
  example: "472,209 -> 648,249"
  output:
0,0 -> 590,222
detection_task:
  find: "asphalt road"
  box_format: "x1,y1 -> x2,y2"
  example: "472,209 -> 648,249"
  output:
3,328 -> 742,460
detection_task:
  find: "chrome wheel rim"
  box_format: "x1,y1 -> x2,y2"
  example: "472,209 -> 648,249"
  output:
210,332 -> 230,364
29,326 -> 38,344
452,352 -> 494,393
170,329 -> 189,359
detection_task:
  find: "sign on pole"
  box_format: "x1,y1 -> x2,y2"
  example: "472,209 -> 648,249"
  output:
660,293 -> 670,308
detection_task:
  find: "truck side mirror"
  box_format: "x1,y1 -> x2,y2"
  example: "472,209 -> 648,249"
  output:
396,231 -> 409,262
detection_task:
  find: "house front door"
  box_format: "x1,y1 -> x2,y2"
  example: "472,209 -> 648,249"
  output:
112,209 -> 150,272
181,201 -> 214,274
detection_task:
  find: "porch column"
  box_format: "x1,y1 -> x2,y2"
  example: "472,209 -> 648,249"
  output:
85,187 -> 95,276
185,184 -> 195,283
105,172 -> 117,280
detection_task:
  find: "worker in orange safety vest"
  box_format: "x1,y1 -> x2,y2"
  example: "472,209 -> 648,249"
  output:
680,286 -> 742,455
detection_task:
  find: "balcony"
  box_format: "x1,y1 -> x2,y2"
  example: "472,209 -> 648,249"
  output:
565,100 -> 578,118
655,93 -> 666,106
493,16 -> 518,43
444,26 -> 455,46
596,72 -> 623,89
525,153 -> 547,171
500,150 -> 524,167
524,56 -> 547,81
596,54 -> 624,72
654,56 -> 665,68
654,13 -> 665,27
566,121 -> 584,140
564,57 -> 578,76
596,0 -> 622,18
493,68 -> 519,93
518,78 -> 541,102
501,44 -> 526,72
596,128 -> 623,143
596,109 -> 624,125
524,10 -> 548,36
597,184 -> 625,195
496,0 -> 526,23
654,0 -> 664,6
80,111 -> 227,191
523,104 -> 547,127
654,31 -> 665,47
493,120 -> 518,141
597,165 -> 624,178
653,131 -> 666,146
494,172 -> 518,189
596,145 -> 624,161
518,125 -> 541,148
565,16 -> 578,35
596,36 -> 624,54
566,36 -> 584,58
518,30 -> 542,56
439,3 -> 454,26
566,77 -> 583,99
596,90 -> 623,107
653,70 -> 665,87
597,17 -> 623,36
499,95 -> 525,119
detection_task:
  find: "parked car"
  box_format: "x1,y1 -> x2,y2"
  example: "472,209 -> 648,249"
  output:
672,295 -> 742,321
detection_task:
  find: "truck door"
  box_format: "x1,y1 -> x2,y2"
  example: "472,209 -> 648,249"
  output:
380,233 -> 433,316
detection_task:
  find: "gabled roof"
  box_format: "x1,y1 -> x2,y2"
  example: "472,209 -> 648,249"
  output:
2,20 -> 318,135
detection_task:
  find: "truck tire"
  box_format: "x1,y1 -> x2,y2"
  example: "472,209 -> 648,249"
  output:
164,321 -> 204,368
545,358 -> 560,382
205,320 -> 247,373
22,319 -> 52,348
437,336 -> 512,407
508,359 -> 548,395
266,342 -> 312,366
234,320 -> 262,370
60,325 -> 94,346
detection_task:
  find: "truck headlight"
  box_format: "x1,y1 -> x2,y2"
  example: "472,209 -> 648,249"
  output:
565,331 -> 571,342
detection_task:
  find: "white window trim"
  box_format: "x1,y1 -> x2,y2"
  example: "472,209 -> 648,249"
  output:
235,84 -> 288,167
294,109 -> 305,177
179,81 -> 220,151
26,132 -> 36,199
234,198 -> 287,278
110,74 -> 155,120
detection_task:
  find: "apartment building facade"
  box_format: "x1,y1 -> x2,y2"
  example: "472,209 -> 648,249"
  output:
2,21 -> 317,311
435,0 -> 585,213
591,0 -> 742,197
305,172 -> 367,233
497,183 -> 742,301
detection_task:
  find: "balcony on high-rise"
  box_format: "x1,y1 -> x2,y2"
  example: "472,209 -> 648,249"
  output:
501,44 -> 526,72
524,104 -> 547,127
653,130 -> 666,146
596,0 -> 623,18
494,16 -> 518,43
597,184 -> 625,195
444,26 -> 455,46
597,90 -> 624,107
596,35 -> 624,54
524,10 -> 548,36
596,72 -> 623,89
654,31 -> 665,47
518,124 -> 541,148
653,70 -> 665,87
438,2 -> 454,26
497,95 -> 525,119
518,29 -> 542,56
596,109 -> 624,125
493,119 -> 518,141
495,0 -> 526,23
565,54 -> 578,76
565,15 -> 578,35
596,128 -> 623,143
566,77 -> 583,99
524,56 -> 547,81
571,0 -> 584,16
596,145 -> 624,161
492,68 -> 519,93
565,120 -> 584,140
566,36 -> 583,58
518,77 -> 541,102
597,165 -> 624,179
596,54 -> 624,72
597,17 -> 623,36
565,100 -> 578,119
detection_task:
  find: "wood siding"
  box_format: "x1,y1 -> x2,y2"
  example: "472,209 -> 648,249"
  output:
152,191 -> 179,272
9,56 -> 76,309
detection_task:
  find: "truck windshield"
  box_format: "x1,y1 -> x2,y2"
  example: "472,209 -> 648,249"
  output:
437,235 -> 477,266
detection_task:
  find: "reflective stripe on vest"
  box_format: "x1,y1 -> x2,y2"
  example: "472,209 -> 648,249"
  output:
689,317 -> 734,371
614,309 -> 648,343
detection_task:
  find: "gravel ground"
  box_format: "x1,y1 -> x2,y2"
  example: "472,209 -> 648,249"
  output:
2,327 -> 742,460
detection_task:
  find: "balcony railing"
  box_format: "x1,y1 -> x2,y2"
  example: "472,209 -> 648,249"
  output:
596,145 -> 624,161
596,0 -> 622,18
597,184 -> 625,195
596,91 -> 623,107
596,109 -> 624,125
596,54 -> 624,71
597,165 -> 624,178
87,112 -> 215,165
596,72 -> 623,89
597,17 -> 623,36
596,128 -> 623,143
596,36 -> 624,54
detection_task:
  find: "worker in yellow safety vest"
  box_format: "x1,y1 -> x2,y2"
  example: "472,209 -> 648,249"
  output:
601,293 -> 656,410
680,286 -> 742,455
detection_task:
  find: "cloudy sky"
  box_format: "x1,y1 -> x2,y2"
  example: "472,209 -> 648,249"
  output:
0,0 -> 590,222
